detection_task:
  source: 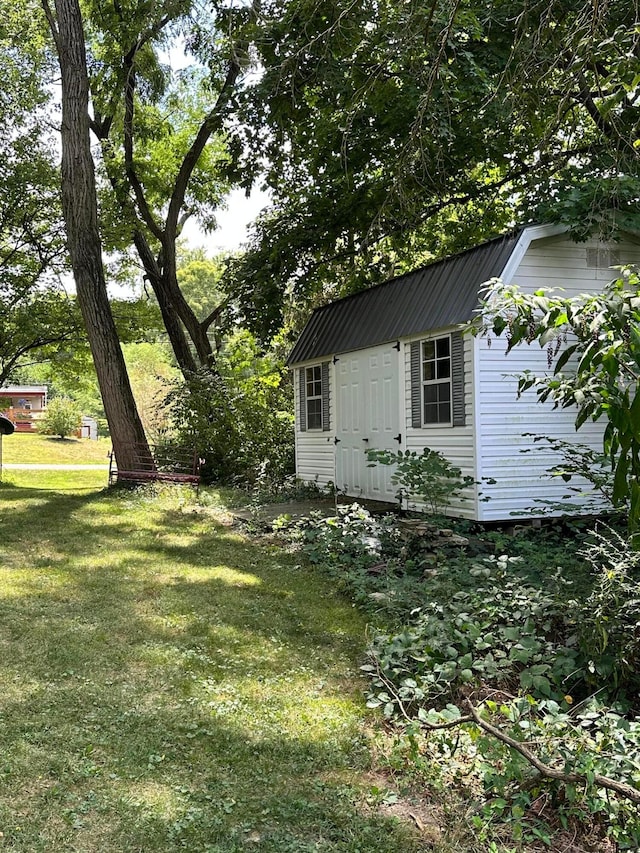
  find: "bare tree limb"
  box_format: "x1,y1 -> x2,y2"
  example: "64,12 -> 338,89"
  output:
464,699 -> 640,805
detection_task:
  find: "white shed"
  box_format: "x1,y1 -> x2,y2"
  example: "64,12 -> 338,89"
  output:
80,416 -> 99,441
287,224 -> 640,521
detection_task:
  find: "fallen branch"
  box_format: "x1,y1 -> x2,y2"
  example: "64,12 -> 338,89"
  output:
464,699 -> 640,805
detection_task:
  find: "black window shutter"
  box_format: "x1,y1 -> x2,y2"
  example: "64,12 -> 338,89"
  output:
410,341 -> 422,428
299,368 -> 307,432
451,331 -> 465,426
321,361 -> 330,431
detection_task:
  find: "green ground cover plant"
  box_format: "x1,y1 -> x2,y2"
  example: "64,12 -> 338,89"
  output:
293,503 -> 640,851
0,476 -> 433,852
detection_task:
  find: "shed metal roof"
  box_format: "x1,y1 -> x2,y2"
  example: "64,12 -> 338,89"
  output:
287,229 -> 522,365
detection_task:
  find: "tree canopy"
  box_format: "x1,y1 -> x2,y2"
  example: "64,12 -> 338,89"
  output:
226,0 -> 640,339
0,0 -> 75,385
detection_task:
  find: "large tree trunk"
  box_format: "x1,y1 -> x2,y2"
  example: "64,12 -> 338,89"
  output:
45,0 -> 151,473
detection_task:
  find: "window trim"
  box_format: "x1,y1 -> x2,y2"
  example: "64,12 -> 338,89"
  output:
411,331 -> 465,429
298,361 -> 330,432
305,364 -> 323,430
421,335 -> 453,427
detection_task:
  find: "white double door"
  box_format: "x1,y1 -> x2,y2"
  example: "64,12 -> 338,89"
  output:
335,344 -> 402,502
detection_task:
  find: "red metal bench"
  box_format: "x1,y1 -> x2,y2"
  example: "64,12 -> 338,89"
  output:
108,443 -> 203,488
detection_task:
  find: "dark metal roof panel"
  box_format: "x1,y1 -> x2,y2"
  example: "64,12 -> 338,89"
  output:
288,231 -> 521,365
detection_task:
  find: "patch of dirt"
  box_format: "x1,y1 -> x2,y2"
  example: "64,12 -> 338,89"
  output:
378,795 -> 445,847
360,770 -> 444,847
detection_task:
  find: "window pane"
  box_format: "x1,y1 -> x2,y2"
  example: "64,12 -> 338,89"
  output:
424,385 -> 438,403
306,365 -> 323,400
307,399 -> 322,429
421,336 -> 452,426
423,382 -> 452,424
436,337 -> 450,358
422,340 -> 435,360
424,403 -> 438,423
436,360 -> 450,379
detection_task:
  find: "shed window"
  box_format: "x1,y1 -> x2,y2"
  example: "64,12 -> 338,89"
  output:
411,332 -> 465,428
298,362 -> 330,432
305,365 -> 323,430
422,336 -> 451,425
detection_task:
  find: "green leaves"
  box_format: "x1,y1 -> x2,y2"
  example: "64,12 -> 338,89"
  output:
366,447 -> 475,514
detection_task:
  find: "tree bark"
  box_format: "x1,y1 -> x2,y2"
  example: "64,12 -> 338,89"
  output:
43,0 -> 151,473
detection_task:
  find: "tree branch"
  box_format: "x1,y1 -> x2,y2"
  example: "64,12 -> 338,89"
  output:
165,54 -> 242,244
122,49 -> 163,241
464,699 -> 640,805
40,0 -> 60,48
201,298 -> 230,333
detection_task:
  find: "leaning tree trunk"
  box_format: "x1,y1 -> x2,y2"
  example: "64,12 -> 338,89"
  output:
44,0 -> 151,473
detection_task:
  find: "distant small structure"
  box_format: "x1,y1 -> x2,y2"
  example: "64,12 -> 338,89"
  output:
78,416 -> 98,441
0,385 -> 48,432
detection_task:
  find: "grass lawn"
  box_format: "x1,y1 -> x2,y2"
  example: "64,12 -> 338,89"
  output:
1,432 -> 112,465
0,477 -> 430,852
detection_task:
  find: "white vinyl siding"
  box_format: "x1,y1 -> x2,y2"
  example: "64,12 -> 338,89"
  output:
294,361 -> 335,488
475,234 -> 640,521
404,329 -> 477,519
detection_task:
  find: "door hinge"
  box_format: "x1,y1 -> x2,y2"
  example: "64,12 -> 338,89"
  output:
333,355 -> 340,364
334,436 -> 341,444
394,433 -> 402,443
393,340 -> 401,351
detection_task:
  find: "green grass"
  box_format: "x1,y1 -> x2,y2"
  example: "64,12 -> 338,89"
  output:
0,479 -> 430,852
0,469 -> 109,490
1,432 -> 112,464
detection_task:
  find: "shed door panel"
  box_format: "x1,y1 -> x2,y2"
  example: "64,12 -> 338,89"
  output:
335,346 -> 400,501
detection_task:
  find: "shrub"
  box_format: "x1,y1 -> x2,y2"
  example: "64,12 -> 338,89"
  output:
39,397 -> 82,439
363,556 -> 581,715
293,502 -> 640,846
168,332 -> 294,487
362,555 -> 640,848
578,526 -> 640,698
366,447 -> 475,514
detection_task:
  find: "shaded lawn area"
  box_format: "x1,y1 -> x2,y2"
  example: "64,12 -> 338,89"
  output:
0,484 -> 423,852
